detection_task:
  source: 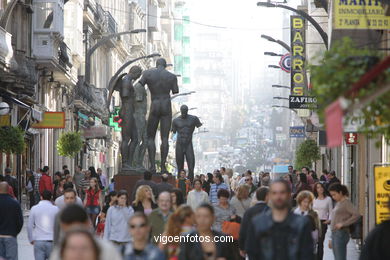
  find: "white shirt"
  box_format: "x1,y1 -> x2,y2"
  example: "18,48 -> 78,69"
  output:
313,196 -> 333,220
187,189 -> 209,210
54,195 -> 83,210
293,207 -> 309,216
28,200 -> 59,242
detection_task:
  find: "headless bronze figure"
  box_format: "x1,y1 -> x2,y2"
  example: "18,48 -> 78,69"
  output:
138,58 -> 179,173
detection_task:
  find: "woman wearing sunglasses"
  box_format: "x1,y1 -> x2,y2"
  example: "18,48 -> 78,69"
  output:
123,212 -> 165,260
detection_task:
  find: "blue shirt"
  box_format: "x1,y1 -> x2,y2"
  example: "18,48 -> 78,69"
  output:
209,183 -> 229,204
104,205 -> 134,242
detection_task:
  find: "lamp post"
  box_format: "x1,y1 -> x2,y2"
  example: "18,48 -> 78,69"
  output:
264,51 -> 284,57
268,65 -> 281,69
171,91 -> 196,100
273,97 -> 289,100
257,2 -> 328,49
261,34 -> 291,52
85,29 -> 147,83
272,84 -> 290,89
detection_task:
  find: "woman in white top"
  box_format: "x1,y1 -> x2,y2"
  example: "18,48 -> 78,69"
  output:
230,185 -> 251,218
186,179 -> 209,210
313,182 -> 333,260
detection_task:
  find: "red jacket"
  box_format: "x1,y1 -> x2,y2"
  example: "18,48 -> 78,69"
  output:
39,173 -> 53,195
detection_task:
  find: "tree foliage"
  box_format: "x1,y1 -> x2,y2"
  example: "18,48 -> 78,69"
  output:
57,131 -> 83,158
295,139 -> 320,169
310,37 -> 390,142
0,126 -> 25,154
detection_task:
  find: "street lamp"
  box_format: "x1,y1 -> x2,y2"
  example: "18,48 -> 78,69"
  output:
272,84 -> 290,89
257,2 -> 328,49
268,65 -> 281,69
264,52 -> 283,57
171,91 -> 196,100
85,29 -> 147,83
261,34 -> 291,52
273,97 -> 289,100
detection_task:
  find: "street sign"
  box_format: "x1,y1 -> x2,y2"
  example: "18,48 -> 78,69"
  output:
345,133 -> 358,145
289,126 -> 305,138
289,95 -> 317,109
373,165 -> 390,224
279,54 -> 291,73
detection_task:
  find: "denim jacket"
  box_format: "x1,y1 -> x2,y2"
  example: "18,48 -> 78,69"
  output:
124,243 -> 165,260
246,210 -> 314,260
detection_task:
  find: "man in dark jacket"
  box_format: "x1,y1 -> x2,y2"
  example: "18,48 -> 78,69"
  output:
239,186 -> 269,256
132,171 -> 157,201
4,168 -> 18,198
246,180 -> 314,260
0,182 -> 23,260
155,173 -> 173,196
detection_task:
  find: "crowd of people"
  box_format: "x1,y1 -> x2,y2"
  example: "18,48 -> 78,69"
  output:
0,165 -> 389,260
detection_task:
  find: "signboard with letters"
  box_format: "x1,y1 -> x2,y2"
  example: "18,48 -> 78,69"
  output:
343,112 -> 365,132
289,95 -> 317,109
82,125 -> 109,139
289,126 -> 305,138
31,112 -> 65,129
334,0 -> 390,30
290,16 -> 306,96
373,165 -> 390,224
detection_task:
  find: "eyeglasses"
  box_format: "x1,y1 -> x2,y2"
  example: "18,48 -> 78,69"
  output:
245,179 -> 250,182
130,223 -> 147,229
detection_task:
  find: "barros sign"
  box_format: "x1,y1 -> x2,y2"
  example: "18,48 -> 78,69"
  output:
290,16 -> 306,96
289,95 -> 317,109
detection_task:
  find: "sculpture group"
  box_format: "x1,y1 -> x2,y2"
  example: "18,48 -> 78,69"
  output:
108,58 -> 201,179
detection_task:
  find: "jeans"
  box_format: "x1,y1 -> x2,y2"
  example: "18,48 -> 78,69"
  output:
332,229 -> 350,260
34,241 -> 53,260
0,237 -> 18,260
317,221 -> 328,260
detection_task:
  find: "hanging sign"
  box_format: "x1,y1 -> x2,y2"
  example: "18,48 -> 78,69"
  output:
279,54 -> 291,73
31,112 -> 65,129
289,95 -> 317,109
289,126 -> 305,138
290,16 -> 306,96
345,133 -> 358,145
373,165 -> 390,224
334,0 -> 390,30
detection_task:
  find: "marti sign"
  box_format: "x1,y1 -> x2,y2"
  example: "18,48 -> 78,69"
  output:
290,16 -> 306,96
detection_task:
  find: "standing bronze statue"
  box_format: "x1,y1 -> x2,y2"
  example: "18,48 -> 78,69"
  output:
172,105 -> 202,180
138,58 -> 179,173
107,66 -> 142,170
133,82 -> 147,170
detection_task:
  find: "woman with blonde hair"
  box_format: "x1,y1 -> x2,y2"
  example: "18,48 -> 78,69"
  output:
132,185 -> 157,216
230,184 -> 251,218
159,205 -> 194,259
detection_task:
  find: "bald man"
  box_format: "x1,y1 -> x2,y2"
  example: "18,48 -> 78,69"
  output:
0,182 -> 23,260
148,191 -> 172,243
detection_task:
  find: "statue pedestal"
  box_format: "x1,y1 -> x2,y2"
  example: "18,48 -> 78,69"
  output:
114,172 -> 176,198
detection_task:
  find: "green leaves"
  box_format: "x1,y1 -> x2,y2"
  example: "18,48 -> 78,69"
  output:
0,126 -> 25,154
295,139 -> 320,169
57,131 -> 83,158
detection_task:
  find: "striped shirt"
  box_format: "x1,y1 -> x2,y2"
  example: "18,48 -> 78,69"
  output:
209,183 -> 229,205
33,172 -> 41,192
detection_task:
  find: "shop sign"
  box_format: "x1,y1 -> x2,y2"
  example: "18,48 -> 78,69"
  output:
0,115 -> 10,127
82,125 -> 109,139
290,16 -> 306,96
290,126 -> 305,138
373,165 -> 390,224
334,0 -> 390,30
108,107 -> 122,132
289,95 -> 317,109
31,112 -> 65,129
279,54 -> 291,73
78,112 -> 89,130
345,133 -> 358,145
343,112 -> 365,132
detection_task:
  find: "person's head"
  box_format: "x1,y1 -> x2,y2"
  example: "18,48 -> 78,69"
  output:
245,170 -> 252,177
296,191 -> 314,211
288,165 -> 293,173
166,205 -> 194,238
76,166 -> 82,173
42,166 -> 49,174
4,167 -> 11,175
161,173 -> 169,182
236,185 -> 250,200
207,173 -> 213,183
180,105 -> 189,118
269,180 -> 292,210
195,203 -> 215,232
329,170 -> 336,179
200,174 -> 205,182
313,182 -> 328,198
84,170 -> 91,178
88,167 -> 96,176
60,228 -> 100,260
129,65 -> 142,80
63,189 -> 77,205
328,183 -> 349,202
301,167 -> 309,174
59,177 -> 66,186
65,175 -> 73,183
217,188 -> 230,205
0,182 -> 9,194
143,170 -> 152,181
97,168 -> 102,175
170,188 -> 184,207
63,169 -> 70,177
157,191 -> 172,213
322,169 -> 329,176
255,186 -> 270,202
60,204 -> 90,232
62,165 -> 68,171
193,179 -> 202,191
244,175 -> 253,186
179,169 -> 186,179
283,174 -> 292,183
89,178 -> 99,191
116,190 -> 129,207
55,171 -> 62,180
106,191 -> 117,204
26,169 -> 33,177
220,167 -> 226,174
129,212 -> 150,242
41,190 -> 52,201
134,185 -> 155,204
213,172 -> 223,184
156,58 -> 167,68
299,173 -> 308,184
63,182 -> 74,190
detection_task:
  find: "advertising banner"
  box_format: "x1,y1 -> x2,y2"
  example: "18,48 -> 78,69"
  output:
31,112 -> 65,129
290,16 -> 306,96
289,126 -> 305,138
289,95 -> 317,109
373,165 -> 390,224
334,0 -> 390,30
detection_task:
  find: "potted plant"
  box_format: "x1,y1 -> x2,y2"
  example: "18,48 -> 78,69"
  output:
0,126 -> 25,154
57,131 -> 83,157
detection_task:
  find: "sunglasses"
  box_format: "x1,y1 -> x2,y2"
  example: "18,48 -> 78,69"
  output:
130,223 -> 147,229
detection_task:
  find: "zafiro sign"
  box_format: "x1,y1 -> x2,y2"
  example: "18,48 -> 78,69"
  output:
289,95 -> 317,109
290,16 -> 306,96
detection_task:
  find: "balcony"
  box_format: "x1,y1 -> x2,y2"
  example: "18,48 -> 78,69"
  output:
103,11 -> 117,35
0,26 -> 13,68
84,0 -> 104,32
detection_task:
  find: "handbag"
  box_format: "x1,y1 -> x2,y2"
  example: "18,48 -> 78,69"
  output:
349,215 -> 363,239
222,220 -> 240,240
